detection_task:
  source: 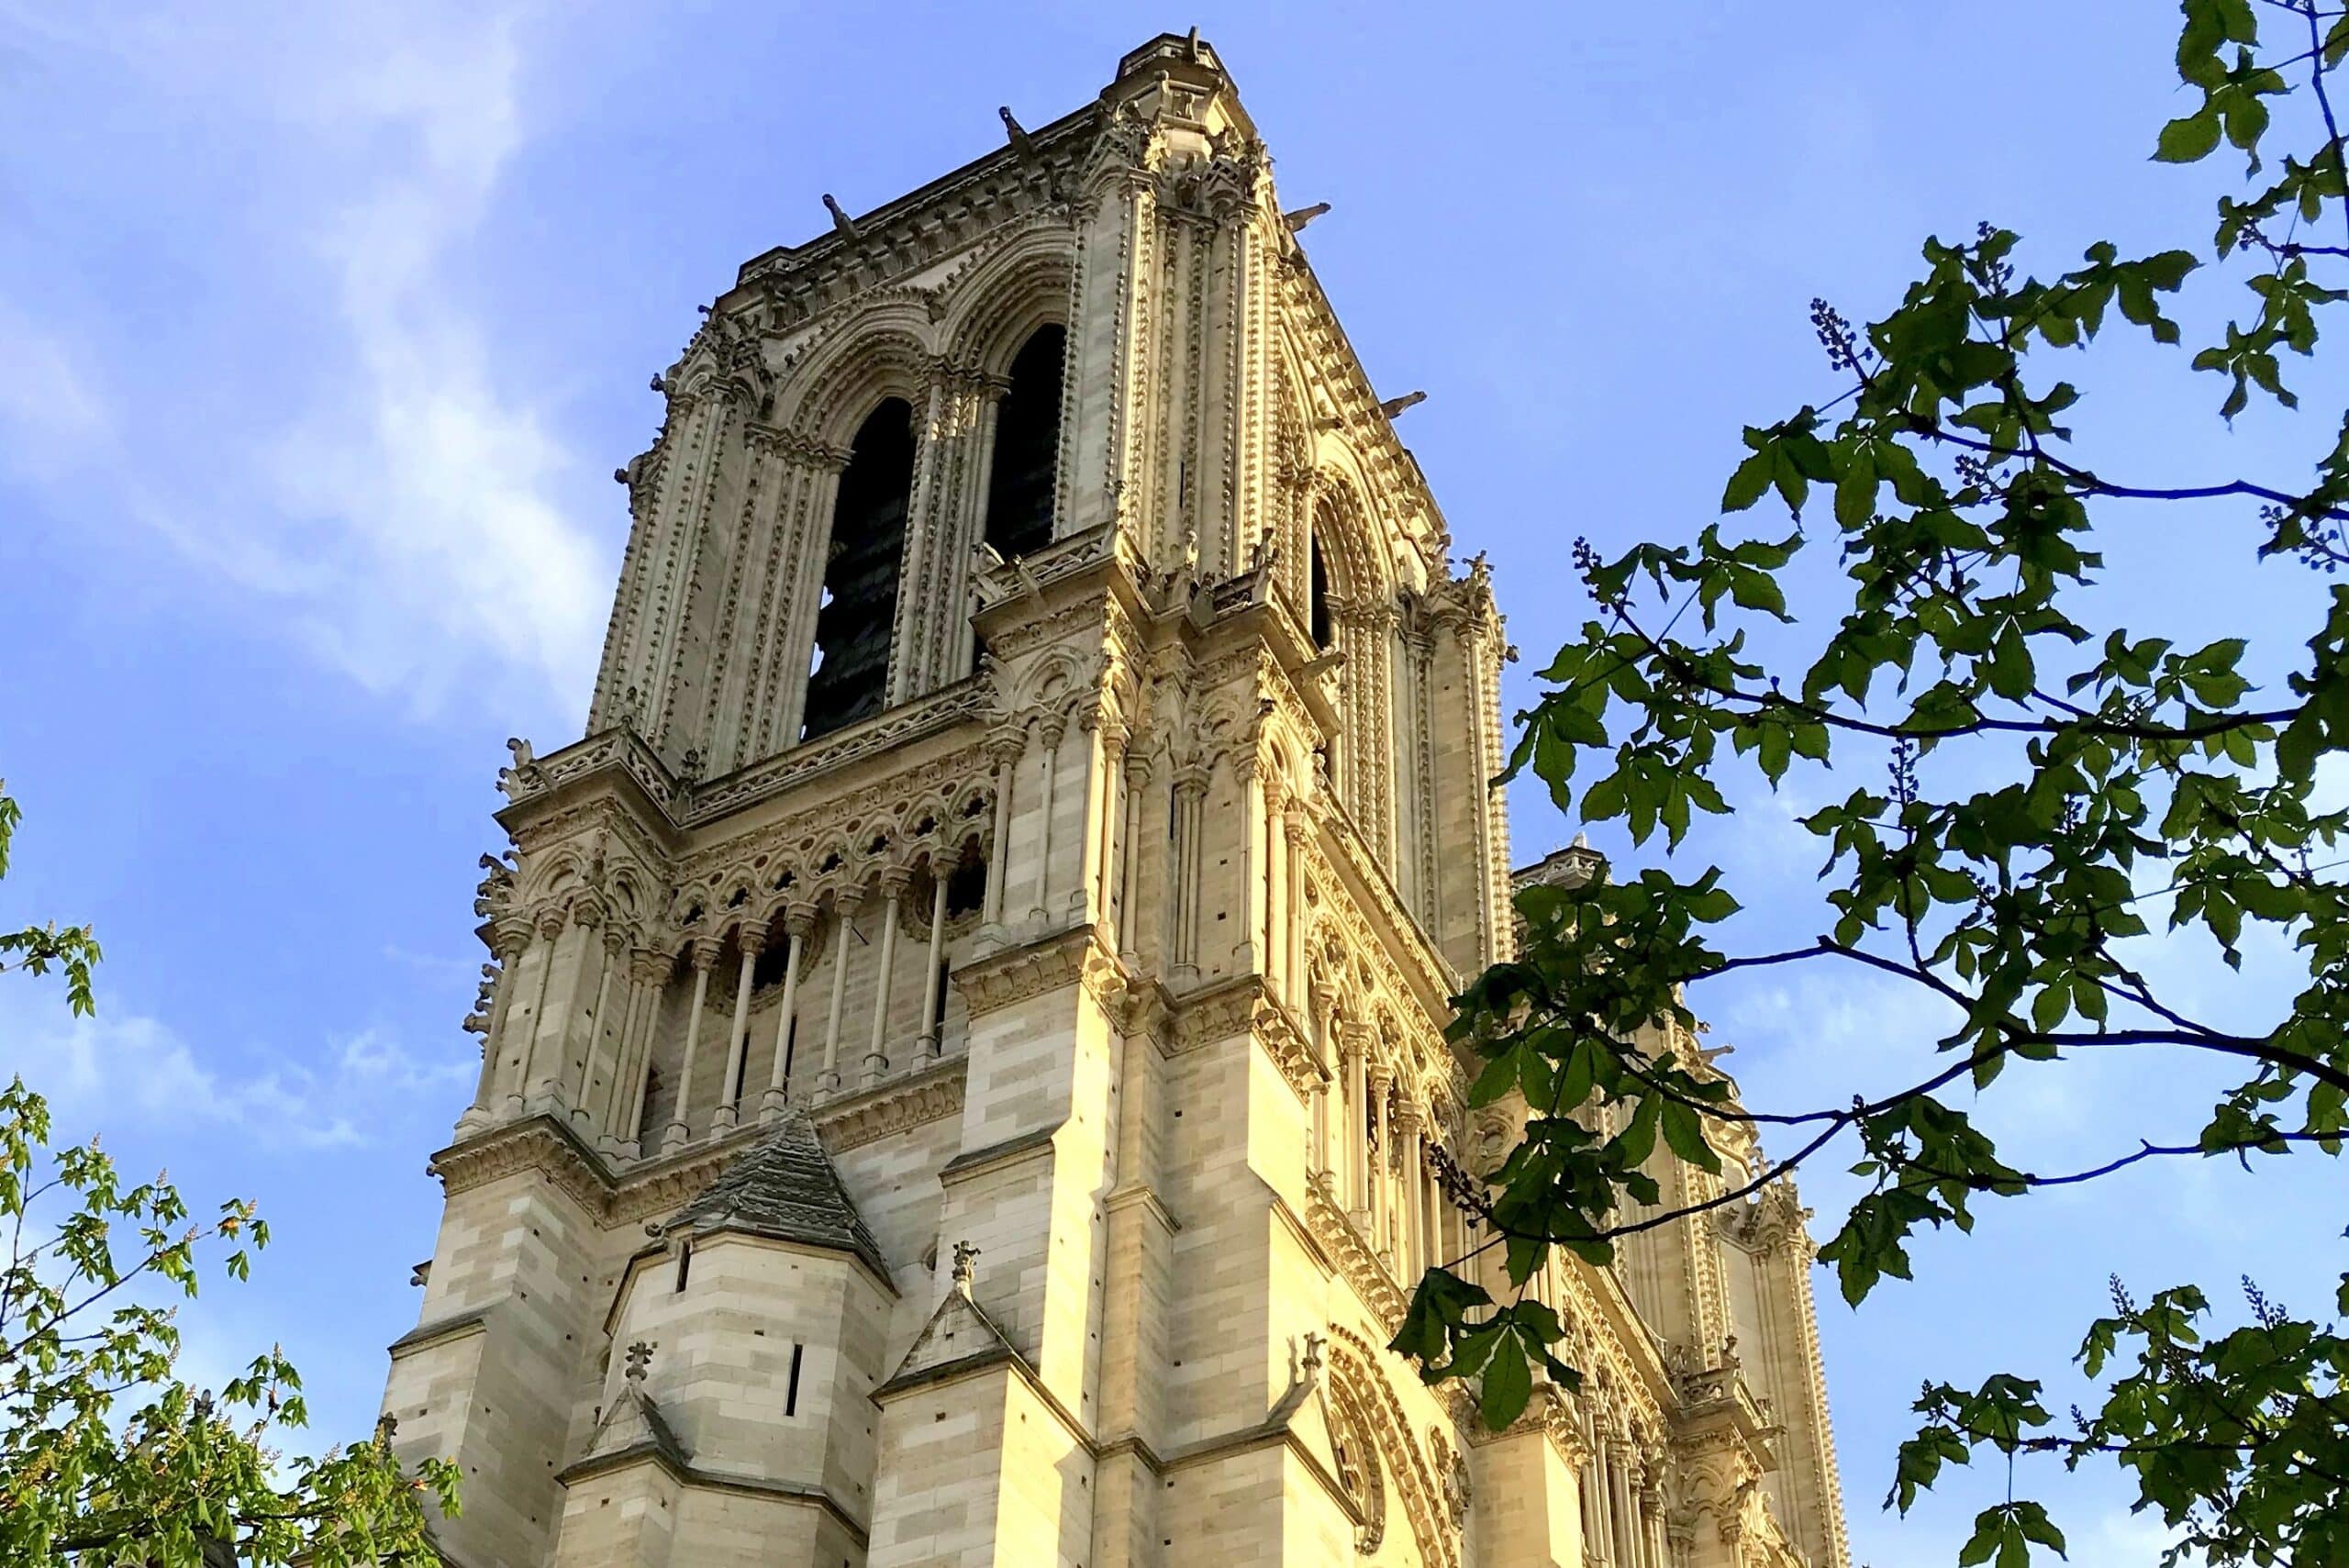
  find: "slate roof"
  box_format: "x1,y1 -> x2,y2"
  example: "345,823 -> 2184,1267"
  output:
664,1113 -> 894,1287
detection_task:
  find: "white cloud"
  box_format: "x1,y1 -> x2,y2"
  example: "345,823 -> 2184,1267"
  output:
0,984 -> 473,1151
0,4 -> 611,720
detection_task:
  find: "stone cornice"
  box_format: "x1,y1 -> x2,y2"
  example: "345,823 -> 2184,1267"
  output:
731,105 -> 1096,300
434,1065 -> 970,1228
1161,973 -> 1319,1106
954,922 -> 1124,1018
817,1059 -> 967,1153
429,1114 -> 612,1219
683,678 -> 988,826
496,728 -> 685,838
384,1307 -> 491,1361
496,678 -> 988,842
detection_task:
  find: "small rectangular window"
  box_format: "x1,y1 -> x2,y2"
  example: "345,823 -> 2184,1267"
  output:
785,1341 -> 805,1416
674,1240 -> 692,1294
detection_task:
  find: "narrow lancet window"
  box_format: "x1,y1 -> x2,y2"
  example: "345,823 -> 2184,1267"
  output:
803,399 -> 917,741
1309,528 -> 1332,649
983,325 -> 1064,561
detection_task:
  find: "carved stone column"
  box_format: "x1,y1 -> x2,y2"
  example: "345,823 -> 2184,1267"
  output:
1118,745 -> 1151,962
1029,714 -> 1066,923
1168,765 -> 1209,984
662,938 -> 719,1153
506,906 -> 569,1116
1396,1098 -> 1427,1281
570,925 -> 624,1134
1280,798 -> 1308,1006
1230,743 -> 1264,970
1341,1024 -> 1371,1219
1260,777 -> 1286,1000
713,919 -> 766,1132
818,904 -> 852,1096
1090,717 -> 1129,928
917,870 -> 951,1059
459,917 -> 532,1135
761,902 -> 818,1118
864,869 -> 910,1087
981,728 -> 1021,929
608,947 -> 672,1156
1609,1432 -> 1641,1568
1366,1066 -> 1392,1255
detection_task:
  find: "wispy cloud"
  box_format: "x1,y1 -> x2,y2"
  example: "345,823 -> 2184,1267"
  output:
2,984 -> 473,1151
0,4 -> 610,720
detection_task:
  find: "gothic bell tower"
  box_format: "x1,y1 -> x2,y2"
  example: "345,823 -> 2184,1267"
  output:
376,33 -> 1846,1568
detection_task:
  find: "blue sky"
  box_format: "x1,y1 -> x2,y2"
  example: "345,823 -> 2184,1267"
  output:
2,4 -> 2342,1562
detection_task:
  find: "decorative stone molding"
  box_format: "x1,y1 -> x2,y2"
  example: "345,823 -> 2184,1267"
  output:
815,1059 -> 966,1153
1158,974 -> 1320,1103
436,1060 -> 968,1231
1325,1327 -> 1461,1568
684,679 -> 990,825
498,726 -> 685,819
432,1116 -> 612,1218
1305,1177 -> 1406,1333
953,923 -> 1124,1018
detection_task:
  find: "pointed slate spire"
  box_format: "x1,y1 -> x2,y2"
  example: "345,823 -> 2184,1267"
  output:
662,1112 -> 893,1286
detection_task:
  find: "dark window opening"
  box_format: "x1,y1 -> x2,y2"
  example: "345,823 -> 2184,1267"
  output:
729,1032 -> 750,1104
751,940 -> 791,991
780,1014 -> 798,1086
803,399 -> 916,742
1308,528 -> 1332,649
674,1240 -> 693,1294
983,325 -> 1064,562
930,960 -> 952,1037
785,1342 -> 806,1417
944,856 -> 987,918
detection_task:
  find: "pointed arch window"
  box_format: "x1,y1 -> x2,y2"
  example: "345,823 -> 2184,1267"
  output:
983,324 -> 1065,560
803,398 -> 916,741
1308,526 -> 1333,649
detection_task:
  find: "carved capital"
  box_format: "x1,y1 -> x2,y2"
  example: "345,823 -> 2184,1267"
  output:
491,915 -> 536,959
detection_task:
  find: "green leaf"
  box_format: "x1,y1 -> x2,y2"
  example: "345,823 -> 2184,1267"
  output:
1480,1335 -> 1533,1428
1722,450 -> 1774,512
2154,106 -> 2221,162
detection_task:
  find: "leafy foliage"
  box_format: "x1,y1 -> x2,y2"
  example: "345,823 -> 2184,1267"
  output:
0,786 -> 458,1567
1392,3 -> 2349,1561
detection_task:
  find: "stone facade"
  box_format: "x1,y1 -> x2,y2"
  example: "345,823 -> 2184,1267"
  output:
375,34 -> 1849,1568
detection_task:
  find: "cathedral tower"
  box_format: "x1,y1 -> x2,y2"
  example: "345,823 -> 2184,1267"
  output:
378,35 -> 1849,1568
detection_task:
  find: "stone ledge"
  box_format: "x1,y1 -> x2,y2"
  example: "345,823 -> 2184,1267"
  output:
385,1307 -> 492,1360
553,1440 -> 870,1548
